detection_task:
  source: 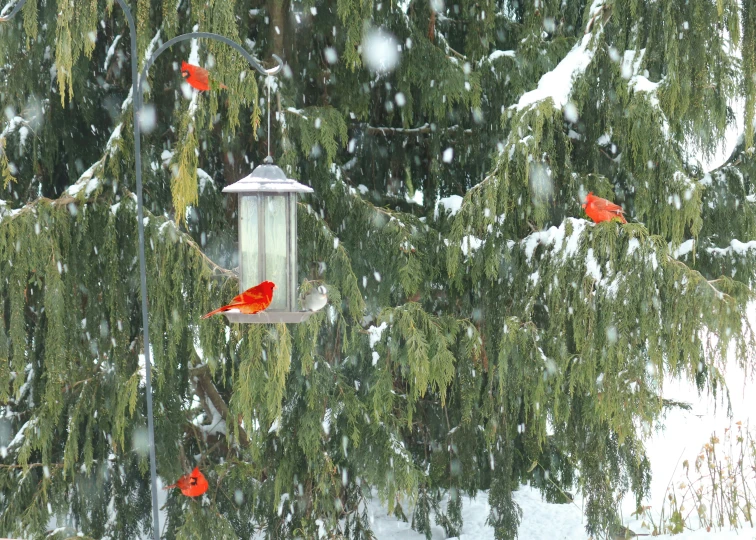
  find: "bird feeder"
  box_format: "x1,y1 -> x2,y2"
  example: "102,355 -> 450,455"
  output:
222,159 -> 314,323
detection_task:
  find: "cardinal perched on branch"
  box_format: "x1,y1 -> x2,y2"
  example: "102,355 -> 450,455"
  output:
582,192 -> 627,224
202,281 -> 276,319
164,467 -> 208,497
181,61 -> 227,92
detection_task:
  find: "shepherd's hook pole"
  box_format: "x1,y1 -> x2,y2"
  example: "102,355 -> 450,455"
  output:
1,2 -> 283,538
110,2 -> 163,538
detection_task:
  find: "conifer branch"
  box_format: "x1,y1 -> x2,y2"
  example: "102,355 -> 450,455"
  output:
333,164 -> 420,225
466,166 -> 499,194
183,234 -> 236,279
0,462 -> 63,470
529,458 -> 583,512
433,26 -> 466,60
123,188 -> 236,278
190,364 -> 249,447
363,123 -> 472,136
66,377 -> 94,392
1,0 -> 753,536
445,46 -> 466,60
666,256 -> 735,302
283,107 -> 308,120
0,194 -> 76,223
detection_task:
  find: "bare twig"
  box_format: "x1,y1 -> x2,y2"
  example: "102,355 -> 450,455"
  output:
183,233 -> 236,278
124,188 -> 236,278
666,256 -> 734,302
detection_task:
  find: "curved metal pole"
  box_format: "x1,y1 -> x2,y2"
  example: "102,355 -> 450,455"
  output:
141,32 -> 283,86
112,2 -> 162,539
0,0 -> 24,21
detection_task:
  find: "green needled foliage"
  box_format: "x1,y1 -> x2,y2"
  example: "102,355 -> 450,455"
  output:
1,0 -> 756,538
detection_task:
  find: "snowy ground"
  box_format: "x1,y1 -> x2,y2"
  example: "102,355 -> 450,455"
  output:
369,488 -> 756,539
368,370 -> 756,540
368,306 -> 756,540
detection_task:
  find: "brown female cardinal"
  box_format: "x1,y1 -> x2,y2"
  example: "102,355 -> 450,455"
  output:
202,281 -> 276,318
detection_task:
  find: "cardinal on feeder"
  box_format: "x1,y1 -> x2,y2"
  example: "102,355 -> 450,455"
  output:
202,281 -> 276,319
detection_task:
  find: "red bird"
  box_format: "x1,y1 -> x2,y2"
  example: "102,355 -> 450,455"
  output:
202,281 -> 276,319
582,192 -> 627,224
164,467 -> 209,497
181,61 -> 227,92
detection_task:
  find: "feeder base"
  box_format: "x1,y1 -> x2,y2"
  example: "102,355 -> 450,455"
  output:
223,311 -> 315,324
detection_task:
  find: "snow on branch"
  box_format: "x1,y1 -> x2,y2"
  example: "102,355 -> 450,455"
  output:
363,123 -> 472,137
479,50 -> 516,66
64,155 -> 106,198
512,33 -> 596,112
103,34 -> 122,72
516,217 -> 737,303
191,364 -> 248,447
707,239 -> 756,257
511,1 -> 610,113
0,116 -> 30,139
120,29 -> 162,113
521,218 -> 586,262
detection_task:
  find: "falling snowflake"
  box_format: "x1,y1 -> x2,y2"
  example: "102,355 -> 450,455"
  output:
362,28 -> 400,74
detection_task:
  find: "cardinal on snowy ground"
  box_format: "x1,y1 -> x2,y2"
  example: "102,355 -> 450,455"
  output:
202,281 -> 276,318
582,192 -> 627,224
164,467 -> 208,497
181,61 -> 227,92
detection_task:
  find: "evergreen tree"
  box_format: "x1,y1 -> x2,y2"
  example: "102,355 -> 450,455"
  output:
0,0 -> 755,538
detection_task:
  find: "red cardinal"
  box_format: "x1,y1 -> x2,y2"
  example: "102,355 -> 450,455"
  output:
202,281 -> 276,319
582,192 -> 627,224
164,467 -> 209,497
181,61 -> 227,92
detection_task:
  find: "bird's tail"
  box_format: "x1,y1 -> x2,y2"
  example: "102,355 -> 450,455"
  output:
163,483 -> 177,490
201,305 -> 230,319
